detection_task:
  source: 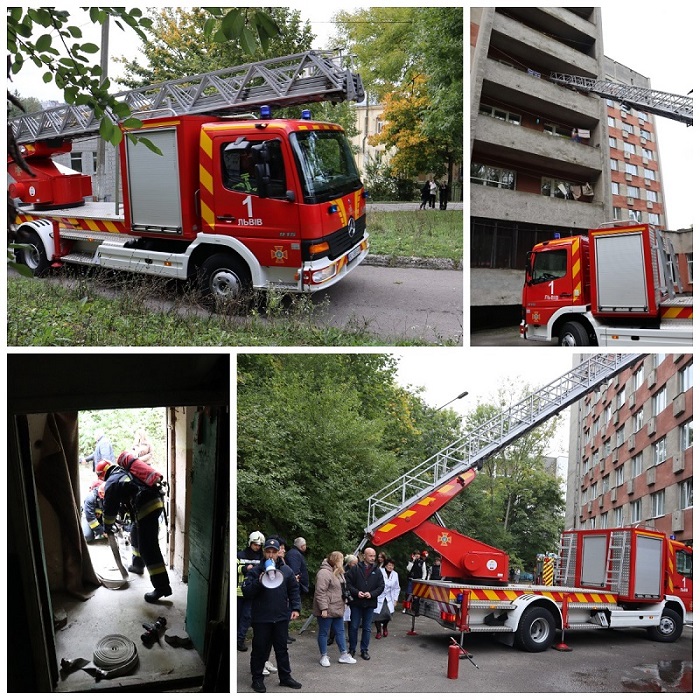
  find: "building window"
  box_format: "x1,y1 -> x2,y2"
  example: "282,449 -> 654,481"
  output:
604,404 -> 612,423
652,387 -> 667,416
644,168 -> 655,181
642,148 -> 653,160
543,123 -> 570,137
652,353 -> 666,368
375,117 -> 384,134
604,439 -> 612,457
617,387 -> 626,409
610,158 -> 618,171
625,163 -> 638,176
623,141 -> 635,154
628,210 -> 640,222
648,213 -> 660,225
479,104 -> 522,125
633,366 -> 644,390
613,206 -> 622,219
589,516 -> 596,529
680,420 -> 693,450
608,116 -> 616,127
627,185 -> 640,198
609,136 -> 617,148
470,163 -> 516,190
651,490 -> 665,518
687,254 -> 693,283
614,506 -> 624,527
602,475 -> 610,493
679,363 -> 693,392
633,409 -> 644,433
615,465 -> 624,487
680,479 -> 693,509
630,498 -> 642,523
646,190 -> 657,203
632,453 -> 643,477
611,182 -> 620,195
70,153 -> 83,171
592,416 -> 600,436
640,129 -> 651,140
652,437 -> 667,465
600,511 -> 608,528
583,457 -> 589,474
541,177 -> 577,199
590,481 -> 598,499
616,425 -> 625,446
637,111 -> 648,122
622,122 -> 634,135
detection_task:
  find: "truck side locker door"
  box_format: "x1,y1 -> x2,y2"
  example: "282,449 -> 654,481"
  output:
203,129 -> 302,268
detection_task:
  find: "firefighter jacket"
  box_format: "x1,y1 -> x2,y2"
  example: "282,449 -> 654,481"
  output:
237,546 -> 264,597
102,466 -> 163,527
242,558 -> 300,624
83,487 -> 104,533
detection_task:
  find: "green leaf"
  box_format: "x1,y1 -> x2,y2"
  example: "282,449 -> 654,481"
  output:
43,71 -> 53,84
35,33 -> 53,52
138,137 -> 163,156
122,117 -> 143,130
99,117 -> 116,142
240,26 -> 257,56
67,25 -> 83,38
81,43 -> 100,54
221,9 -> 243,40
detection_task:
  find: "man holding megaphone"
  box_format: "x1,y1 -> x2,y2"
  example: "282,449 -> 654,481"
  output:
242,537 -> 303,693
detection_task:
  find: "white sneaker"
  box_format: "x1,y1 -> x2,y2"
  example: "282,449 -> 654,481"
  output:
262,667 -> 270,676
320,655 -> 331,667
338,653 -> 357,664
264,661 -> 277,673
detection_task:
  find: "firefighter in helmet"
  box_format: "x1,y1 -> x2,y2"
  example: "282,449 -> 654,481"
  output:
101,460 -> 171,603
82,459 -> 110,542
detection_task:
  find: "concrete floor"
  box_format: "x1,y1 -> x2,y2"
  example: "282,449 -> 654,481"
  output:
53,503 -> 205,691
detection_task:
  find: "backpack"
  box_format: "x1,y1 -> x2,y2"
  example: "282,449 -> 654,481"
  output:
117,450 -> 163,488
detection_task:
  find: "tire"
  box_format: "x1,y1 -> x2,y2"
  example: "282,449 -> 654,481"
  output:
558,321 -> 590,346
16,229 -> 50,276
198,254 -> 251,306
515,606 -> 557,652
646,607 -> 683,643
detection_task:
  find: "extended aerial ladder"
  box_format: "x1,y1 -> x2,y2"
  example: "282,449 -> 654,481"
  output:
360,354 -> 644,580
549,73 -> 693,126
10,50 -> 365,145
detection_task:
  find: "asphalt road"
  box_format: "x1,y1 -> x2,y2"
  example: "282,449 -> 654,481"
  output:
315,264 -> 463,345
471,325 -> 557,347
237,609 -> 692,693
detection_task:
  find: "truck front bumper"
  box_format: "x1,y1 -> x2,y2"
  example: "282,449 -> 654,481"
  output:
301,234 -> 369,292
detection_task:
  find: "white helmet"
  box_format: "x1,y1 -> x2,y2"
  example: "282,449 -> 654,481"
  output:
249,531 -> 265,546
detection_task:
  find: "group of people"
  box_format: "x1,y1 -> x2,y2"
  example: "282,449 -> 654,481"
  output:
238,532 -> 444,693
80,428 -> 170,604
419,177 -> 449,210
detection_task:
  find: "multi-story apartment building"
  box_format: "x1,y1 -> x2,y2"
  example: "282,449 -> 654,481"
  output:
566,354 -> 693,546
470,8 -> 680,319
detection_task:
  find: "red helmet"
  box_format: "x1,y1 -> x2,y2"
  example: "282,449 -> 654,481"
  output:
95,460 -> 112,478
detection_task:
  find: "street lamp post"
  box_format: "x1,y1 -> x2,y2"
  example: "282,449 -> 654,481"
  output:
436,391 -> 469,411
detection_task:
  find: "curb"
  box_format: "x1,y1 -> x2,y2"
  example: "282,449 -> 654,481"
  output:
364,254 -> 462,271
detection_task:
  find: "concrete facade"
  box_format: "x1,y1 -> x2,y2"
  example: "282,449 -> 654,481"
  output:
469,7 -> 678,310
565,353 -> 693,545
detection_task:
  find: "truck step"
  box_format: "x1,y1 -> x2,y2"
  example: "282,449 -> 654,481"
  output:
565,622 -> 605,630
59,252 -> 100,266
469,602 -> 517,610
466,624 -> 514,633
60,229 -> 138,246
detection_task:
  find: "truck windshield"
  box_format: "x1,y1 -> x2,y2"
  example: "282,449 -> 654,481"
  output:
677,549 -> 693,578
529,249 -> 568,284
290,130 -> 362,204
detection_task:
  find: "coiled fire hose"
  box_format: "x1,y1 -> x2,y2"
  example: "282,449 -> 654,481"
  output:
93,635 -> 139,678
61,634 -> 139,680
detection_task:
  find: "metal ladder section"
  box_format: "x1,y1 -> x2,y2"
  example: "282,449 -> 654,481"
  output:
11,51 -> 365,144
366,354 -> 643,537
555,533 -> 577,588
605,529 -> 631,594
549,73 -> 693,126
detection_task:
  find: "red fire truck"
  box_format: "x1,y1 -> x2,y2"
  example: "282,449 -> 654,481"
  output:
362,354 -> 693,651
8,52 -> 369,302
520,223 -> 692,346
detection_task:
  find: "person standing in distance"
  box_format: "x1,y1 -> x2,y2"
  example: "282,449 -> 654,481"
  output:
242,538 -> 303,693
345,547 -> 384,660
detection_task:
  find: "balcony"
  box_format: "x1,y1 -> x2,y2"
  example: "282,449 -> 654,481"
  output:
473,114 -> 603,180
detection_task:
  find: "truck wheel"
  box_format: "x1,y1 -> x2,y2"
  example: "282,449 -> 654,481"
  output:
646,607 -> 683,643
15,230 -> 50,276
199,254 -> 251,306
558,321 -> 590,346
515,606 -> 556,652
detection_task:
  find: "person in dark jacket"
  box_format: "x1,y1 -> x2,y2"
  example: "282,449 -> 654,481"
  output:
237,531 -> 265,651
101,461 -> 170,603
242,537 -> 303,693
81,469 -> 107,542
285,537 -> 310,595
345,547 -> 385,660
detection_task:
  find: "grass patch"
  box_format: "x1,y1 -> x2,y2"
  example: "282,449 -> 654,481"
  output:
7,273 -> 442,347
367,209 -> 462,262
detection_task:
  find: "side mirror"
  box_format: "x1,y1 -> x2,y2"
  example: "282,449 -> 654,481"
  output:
255,163 -> 270,198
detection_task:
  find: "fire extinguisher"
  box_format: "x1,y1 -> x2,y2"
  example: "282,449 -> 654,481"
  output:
447,641 -> 461,679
